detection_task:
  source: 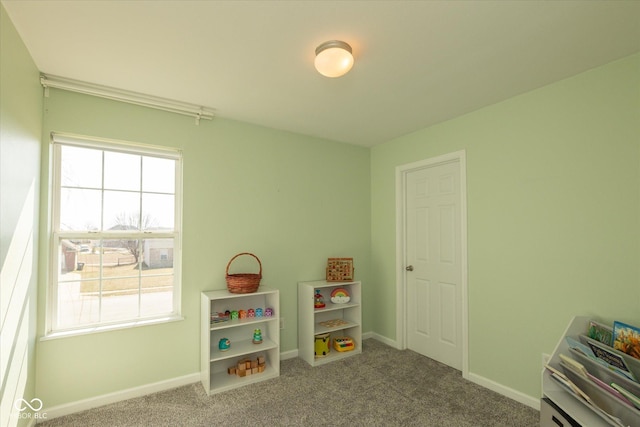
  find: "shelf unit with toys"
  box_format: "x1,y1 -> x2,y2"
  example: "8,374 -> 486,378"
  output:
200,287 -> 279,395
298,280 -> 362,367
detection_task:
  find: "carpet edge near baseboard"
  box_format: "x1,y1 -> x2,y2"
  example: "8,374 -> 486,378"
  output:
40,372 -> 201,421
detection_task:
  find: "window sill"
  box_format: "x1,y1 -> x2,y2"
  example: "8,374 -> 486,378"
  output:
40,315 -> 184,341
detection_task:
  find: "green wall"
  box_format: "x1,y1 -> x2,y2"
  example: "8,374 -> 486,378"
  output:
36,89 -> 371,407
0,3 -> 42,426
370,53 -> 640,399
4,4 -> 639,411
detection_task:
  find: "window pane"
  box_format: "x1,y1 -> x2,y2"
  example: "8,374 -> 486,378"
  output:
103,190 -> 141,231
58,239 -> 95,280
142,193 -> 174,230
141,238 -> 174,269
140,281 -> 173,316
100,277 -> 140,322
104,151 -> 140,191
61,145 -> 102,188
143,156 -> 175,193
59,188 -> 102,231
57,279 -> 100,328
101,239 -> 140,272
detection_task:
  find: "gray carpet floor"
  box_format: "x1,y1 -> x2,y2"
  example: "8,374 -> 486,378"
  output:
40,339 -> 540,426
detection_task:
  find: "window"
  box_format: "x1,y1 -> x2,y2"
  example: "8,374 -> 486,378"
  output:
48,133 -> 182,335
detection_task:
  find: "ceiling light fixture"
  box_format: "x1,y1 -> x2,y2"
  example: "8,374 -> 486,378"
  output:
314,40 -> 354,78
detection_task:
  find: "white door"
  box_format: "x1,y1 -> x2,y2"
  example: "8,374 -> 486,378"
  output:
405,159 -> 463,370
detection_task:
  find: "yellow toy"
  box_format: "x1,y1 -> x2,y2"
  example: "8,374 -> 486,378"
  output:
333,337 -> 355,352
314,333 -> 330,357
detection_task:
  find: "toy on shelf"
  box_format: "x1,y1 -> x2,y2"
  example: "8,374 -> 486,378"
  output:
330,287 -> 350,304
255,308 -> 263,317
333,337 -> 355,352
326,257 -> 354,282
314,289 -> 326,309
315,333 -> 331,357
264,307 -> 273,317
211,312 -> 230,324
218,338 -> 231,351
252,329 -> 263,344
227,355 -> 267,377
319,318 -> 349,328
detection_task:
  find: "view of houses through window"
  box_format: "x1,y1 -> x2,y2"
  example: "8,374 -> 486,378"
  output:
51,135 -> 182,333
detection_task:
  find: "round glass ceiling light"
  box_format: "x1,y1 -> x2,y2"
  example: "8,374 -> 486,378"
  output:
314,40 -> 354,78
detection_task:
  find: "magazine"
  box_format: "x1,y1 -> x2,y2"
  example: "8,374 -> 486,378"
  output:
589,320 -> 614,346
613,321 -> 640,360
586,338 -> 637,382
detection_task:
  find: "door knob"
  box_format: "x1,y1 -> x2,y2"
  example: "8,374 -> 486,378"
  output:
405,265 -> 414,271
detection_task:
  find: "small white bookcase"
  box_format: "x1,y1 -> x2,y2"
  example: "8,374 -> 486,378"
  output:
298,280 -> 362,367
200,287 -> 280,395
541,316 -> 640,427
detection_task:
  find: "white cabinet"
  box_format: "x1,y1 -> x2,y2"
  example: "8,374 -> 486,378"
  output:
201,287 -> 279,395
298,280 -> 362,367
542,316 -> 640,427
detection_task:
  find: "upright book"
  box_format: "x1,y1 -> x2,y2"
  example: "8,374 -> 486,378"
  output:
613,321 -> 640,360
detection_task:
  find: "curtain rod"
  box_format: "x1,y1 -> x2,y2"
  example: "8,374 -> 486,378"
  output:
40,74 -> 215,125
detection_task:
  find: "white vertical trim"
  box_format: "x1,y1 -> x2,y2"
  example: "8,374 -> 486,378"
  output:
395,150 -> 469,378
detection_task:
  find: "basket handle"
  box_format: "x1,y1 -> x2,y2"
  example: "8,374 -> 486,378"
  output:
225,252 -> 262,277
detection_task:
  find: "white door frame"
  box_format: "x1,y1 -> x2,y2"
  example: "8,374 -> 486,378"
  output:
395,149 -> 469,378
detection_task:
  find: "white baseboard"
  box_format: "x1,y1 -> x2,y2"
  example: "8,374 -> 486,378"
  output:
39,372 -> 200,422
366,334 -> 540,411
465,372 -> 540,410
280,348 -> 298,360
39,337 -> 539,422
366,331 -> 399,348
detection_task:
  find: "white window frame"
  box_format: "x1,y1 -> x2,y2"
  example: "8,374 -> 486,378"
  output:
45,132 -> 183,337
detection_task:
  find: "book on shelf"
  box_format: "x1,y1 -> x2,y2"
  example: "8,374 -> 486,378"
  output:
561,348 -> 637,408
589,320 -> 614,346
613,321 -> 640,360
545,363 -> 593,404
586,372 -> 634,407
586,338 -> 637,382
610,383 -> 640,410
566,336 -> 594,357
568,335 -> 638,383
560,353 -> 589,378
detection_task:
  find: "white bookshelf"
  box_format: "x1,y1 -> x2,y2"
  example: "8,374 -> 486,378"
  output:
541,316 -> 640,427
298,280 -> 362,367
200,287 -> 279,395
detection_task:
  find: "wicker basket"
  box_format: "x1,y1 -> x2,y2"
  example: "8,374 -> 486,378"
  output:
225,252 -> 262,294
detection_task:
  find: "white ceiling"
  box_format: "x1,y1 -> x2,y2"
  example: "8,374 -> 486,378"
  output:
3,0 -> 640,147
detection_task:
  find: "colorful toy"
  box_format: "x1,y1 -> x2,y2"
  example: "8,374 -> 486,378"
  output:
264,307 -> 273,317
238,309 -> 247,319
211,312 -> 230,324
252,328 -> 263,344
330,287 -> 350,304
314,333 -> 330,357
255,308 -> 263,317
231,310 -> 239,320
333,337 -> 355,352
248,308 -> 255,318
314,289 -> 326,308
218,338 -> 231,351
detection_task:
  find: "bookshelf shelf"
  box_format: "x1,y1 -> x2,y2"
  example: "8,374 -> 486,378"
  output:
298,280 -> 362,367
541,316 -> 640,427
200,287 -> 280,395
